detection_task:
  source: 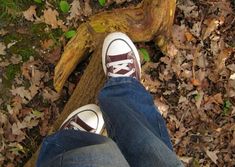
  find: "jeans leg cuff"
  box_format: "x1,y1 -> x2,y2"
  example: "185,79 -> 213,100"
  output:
104,77 -> 142,88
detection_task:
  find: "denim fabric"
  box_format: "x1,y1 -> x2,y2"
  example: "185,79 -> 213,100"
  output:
37,77 -> 183,167
37,130 -> 129,167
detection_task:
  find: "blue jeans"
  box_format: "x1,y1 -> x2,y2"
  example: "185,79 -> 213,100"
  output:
37,77 -> 183,167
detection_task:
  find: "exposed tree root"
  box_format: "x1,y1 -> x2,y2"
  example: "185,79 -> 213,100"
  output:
54,0 -> 176,92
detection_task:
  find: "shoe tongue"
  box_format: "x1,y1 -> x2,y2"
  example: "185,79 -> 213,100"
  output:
108,53 -> 128,62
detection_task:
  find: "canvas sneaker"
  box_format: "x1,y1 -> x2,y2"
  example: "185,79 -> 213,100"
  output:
60,104 -> 104,134
102,32 -> 141,80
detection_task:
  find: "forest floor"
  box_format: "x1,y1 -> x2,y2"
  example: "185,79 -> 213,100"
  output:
0,0 -> 234,166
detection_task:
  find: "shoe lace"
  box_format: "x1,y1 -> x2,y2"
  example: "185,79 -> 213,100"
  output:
70,121 -> 83,130
107,59 -> 135,77
68,121 -> 96,133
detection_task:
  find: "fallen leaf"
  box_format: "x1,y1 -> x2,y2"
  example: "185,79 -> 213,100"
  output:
0,29 -> 8,36
230,73 -> 235,80
179,156 -> 193,164
177,0 -> 198,18
195,90 -> 204,109
213,93 -> 223,104
42,87 -> 60,102
42,8 -> 67,30
172,25 -> 186,44
84,0 -> 92,16
11,123 -> 25,137
45,47 -> 61,64
11,86 -> 31,103
178,96 -> 188,104
227,64 -> 235,72
7,41 -> 17,49
41,39 -> 54,49
23,5 -> 39,22
191,79 -> 201,86
154,97 -> 169,116
231,131 -> 235,147
67,0 -> 82,20
215,48 -> 233,72
205,148 -> 219,164
185,31 -> 194,42
10,55 -> 21,64
43,8 -> 59,29
190,21 -> 201,37
203,18 -> 220,40
0,42 -> 6,55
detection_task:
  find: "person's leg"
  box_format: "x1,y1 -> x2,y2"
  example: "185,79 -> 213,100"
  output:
99,32 -> 183,167
37,104 -> 129,167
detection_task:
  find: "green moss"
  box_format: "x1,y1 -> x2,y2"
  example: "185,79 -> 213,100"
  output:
30,23 -> 48,39
18,48 -> 38,62
3,33 -> 22,44
0,0 -> 32,21
46,28 -> 64,46
5,64 -> 20,81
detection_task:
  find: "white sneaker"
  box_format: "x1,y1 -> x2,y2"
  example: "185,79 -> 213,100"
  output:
102,32 -> 141,80
60,104 -> 104,134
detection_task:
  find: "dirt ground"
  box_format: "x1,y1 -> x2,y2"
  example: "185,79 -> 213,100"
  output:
0,0 -> 235,166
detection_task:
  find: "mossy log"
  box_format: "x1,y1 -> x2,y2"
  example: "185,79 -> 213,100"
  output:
24,0 -> 176,166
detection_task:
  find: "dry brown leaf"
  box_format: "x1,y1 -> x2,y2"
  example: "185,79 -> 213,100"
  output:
213,93 -> 223,104
203,18 -> 220,40
190,21 -> 201,37
11,86 -> 32,103
195,90 -> 204,109
83,0 -> 92,16
0,42 -> 6,55
67,0 -> 82,20
11,123 -> 25,137
215,48 -> 233,72
231,131 -> 235,147
154,97 -> 169,117
41,39 -> 54,49
178,0 -> 198,18
10,55 -> 21,64
227,64 -> 235,72
179,156 -> 193,164
178,96 -> 188,104
172,25 -> 186,44
23,5 -> 39,22
142,74 -> 161,93
43,8 -> 59,29
29,84 -> 39,98
205,148 -> 219,164
184,31 -> 194,42
230,73 -> 235,80
42,8 -> 67,31
42,87 -> 60,102
167,43 -> 178,57
0,29 -> 8,36
31,68 -> 44,86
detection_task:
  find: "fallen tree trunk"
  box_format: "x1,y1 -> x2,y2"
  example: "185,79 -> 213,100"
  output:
54,0 -> 176,92
24,0 -> 176,166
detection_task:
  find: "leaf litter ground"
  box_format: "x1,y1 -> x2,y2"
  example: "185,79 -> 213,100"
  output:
0,0 -> 234,166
